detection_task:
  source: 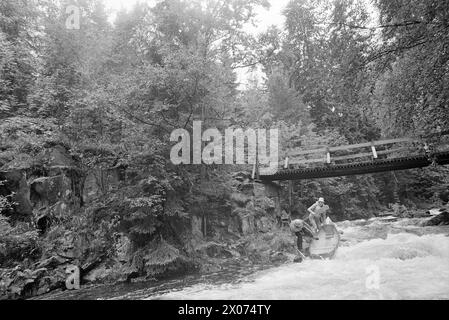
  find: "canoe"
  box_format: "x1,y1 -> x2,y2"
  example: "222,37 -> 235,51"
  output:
309,224 -> 340,259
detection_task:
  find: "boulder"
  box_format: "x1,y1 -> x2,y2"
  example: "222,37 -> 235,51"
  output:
196,242 -> 236,259
36,256 -> 68,269
82,263 -> 115,283
425,211 -> 449,226
30,175 -> 72,209
0,265 -> 66,299
269,252 -> 289,263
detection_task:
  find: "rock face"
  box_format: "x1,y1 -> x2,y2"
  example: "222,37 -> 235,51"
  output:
30,175 -> 72,208
0,145 -> 297,300
0,260 -> 70,299
231,180 -> 278,235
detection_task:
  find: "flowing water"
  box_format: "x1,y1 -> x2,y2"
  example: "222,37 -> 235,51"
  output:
39,217 -> 449,300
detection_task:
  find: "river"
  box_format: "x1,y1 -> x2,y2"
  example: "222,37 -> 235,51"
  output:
38,217 -> 449,300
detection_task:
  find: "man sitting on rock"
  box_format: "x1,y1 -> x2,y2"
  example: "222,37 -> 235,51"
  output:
289,219 -> 317,262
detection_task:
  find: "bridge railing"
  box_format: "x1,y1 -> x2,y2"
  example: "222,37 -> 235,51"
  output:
282,137 -> 427,170
254,130 -> 449,177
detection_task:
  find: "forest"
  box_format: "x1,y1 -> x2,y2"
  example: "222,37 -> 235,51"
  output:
0,0 -> 448,299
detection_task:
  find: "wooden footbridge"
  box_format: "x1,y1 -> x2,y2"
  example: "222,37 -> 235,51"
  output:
255,130 -> 449,181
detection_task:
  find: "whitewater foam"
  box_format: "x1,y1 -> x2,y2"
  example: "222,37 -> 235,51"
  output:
151,227 -> 449,300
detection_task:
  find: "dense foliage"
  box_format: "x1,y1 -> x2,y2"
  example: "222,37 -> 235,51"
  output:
0,0 -> 448,290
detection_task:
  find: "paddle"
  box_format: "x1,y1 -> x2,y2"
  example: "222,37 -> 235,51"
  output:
296,248 -> 307,260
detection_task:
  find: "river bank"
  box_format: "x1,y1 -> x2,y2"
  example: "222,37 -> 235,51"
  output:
31,215 -> 449,300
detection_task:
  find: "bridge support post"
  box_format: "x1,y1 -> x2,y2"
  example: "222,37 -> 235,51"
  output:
288,180 -> 293,216
284,157 -> 289,169
370,141 -> 378,159
251,156 -> 260,180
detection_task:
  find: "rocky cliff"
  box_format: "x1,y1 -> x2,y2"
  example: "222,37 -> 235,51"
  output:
0,144 -> 296,299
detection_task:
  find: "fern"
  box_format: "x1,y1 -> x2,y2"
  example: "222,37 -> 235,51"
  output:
145,239 -> 183,267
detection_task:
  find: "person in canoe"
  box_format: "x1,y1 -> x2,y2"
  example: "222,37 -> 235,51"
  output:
308,197 -> 330,232
289,219 -> 317,262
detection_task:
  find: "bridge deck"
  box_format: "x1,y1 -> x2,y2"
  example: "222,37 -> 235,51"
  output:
259,151 -> 449,181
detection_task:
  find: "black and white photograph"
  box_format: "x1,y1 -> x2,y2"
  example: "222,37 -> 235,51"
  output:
0,0 -> 448,305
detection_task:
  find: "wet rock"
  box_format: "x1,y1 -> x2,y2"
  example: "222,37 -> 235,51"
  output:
425,210 -> 449,226
269,251 -> 289,263
82,263 -> 115,283
0,265 -> 67,299
36,256 -> 68,269
427,208 -> 447,216
197,242 -> 237,259
30,175 -> 72,208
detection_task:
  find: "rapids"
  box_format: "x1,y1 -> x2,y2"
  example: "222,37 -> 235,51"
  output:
37,217 -> 449,300
146,217 -> 449,300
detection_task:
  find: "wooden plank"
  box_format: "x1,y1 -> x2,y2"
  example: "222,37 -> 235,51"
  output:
288,137 -> 416,157
287,147 -> 414,165
328,142 -> 372,152
318,148 -> 413,162
373,137 -> 415,145
329,138 -> 414,152
262,145 -> 417,169
377,147 -> 410,155
331,152 -> 373,162
288,157 -> 327,165
288,148 -> 327,156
